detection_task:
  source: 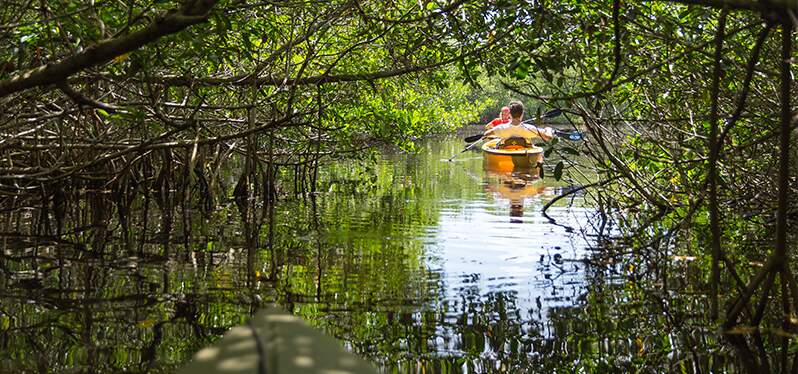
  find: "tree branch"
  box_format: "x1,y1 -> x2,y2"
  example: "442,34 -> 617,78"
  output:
718,23 -> 772,146
56,82 -> 118,111
0,0 -> 219,98
100,54 -> 471,88
708,7 -> 728,322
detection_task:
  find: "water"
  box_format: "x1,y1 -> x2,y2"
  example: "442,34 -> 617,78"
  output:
0,135 -> 757,373
277,138 -> 600,372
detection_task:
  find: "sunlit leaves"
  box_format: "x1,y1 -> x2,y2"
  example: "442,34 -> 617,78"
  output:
326,71 -> 486,152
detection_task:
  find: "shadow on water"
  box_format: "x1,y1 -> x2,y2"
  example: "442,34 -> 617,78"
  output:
0,136 -> 793,373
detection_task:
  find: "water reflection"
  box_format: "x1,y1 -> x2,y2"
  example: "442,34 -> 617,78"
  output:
0,136 -> 783,373
482,170 -> 544,223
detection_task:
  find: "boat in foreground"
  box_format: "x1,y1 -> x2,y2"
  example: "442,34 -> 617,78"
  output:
481,137 -> 544,174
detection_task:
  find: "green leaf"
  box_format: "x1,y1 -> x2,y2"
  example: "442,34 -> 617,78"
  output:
554,161 -> 564,181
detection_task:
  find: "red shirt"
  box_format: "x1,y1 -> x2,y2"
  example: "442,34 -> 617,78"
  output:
486,118 -> 510,129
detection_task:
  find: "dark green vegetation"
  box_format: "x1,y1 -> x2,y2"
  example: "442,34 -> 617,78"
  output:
0,0 -> 796,372
0,138 -> 743,373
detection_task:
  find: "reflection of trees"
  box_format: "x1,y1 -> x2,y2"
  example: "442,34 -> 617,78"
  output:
302,251 -> 592,373
0,252 -> 231,372
0,193 -> 241,371
532,253 -> 798,374
2,135 -> 784,373
0,147 -> 452,372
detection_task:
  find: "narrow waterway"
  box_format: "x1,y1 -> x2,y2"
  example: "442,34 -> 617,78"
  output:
307,137 -> 600,371
1,135 -> 736,373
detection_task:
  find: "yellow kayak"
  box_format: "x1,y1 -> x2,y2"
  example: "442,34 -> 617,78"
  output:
481,138 -> 543,174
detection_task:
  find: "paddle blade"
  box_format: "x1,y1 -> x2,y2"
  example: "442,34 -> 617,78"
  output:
464,134 -> 483,143
542,108 -> 562,118
554,130 -> 583,141
521,108 -> 563,125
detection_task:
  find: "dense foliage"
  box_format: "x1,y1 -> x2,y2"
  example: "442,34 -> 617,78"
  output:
0,0 -> 797,371
495,0 -> 798,342
0,0 -> 504,204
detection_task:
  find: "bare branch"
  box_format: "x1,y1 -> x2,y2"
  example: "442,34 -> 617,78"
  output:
57,82 -> 119,111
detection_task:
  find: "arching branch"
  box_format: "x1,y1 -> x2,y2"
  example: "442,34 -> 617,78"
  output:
0,0 -> 219,98
56,82 -> 119,111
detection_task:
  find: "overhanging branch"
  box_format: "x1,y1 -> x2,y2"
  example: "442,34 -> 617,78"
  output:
0,0 -> 219,98
141,64 -> 449,86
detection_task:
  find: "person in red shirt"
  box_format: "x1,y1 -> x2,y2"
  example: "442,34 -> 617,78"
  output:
484,106 -> 511,130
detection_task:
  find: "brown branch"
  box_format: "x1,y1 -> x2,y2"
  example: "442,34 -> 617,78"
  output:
577,105 -> 670,208
718,23 -> 773,146
0,117 -> 304,181
774,20 -> 792,260
708,8 -> 727,322
725,21 -> 794,328
541,176 -> 621,214
114,58 -> 462,87
725,256 -> 778,327
56,82 -> 118,111
751,265 -> 773,325
0,0 -> 219,98
609,0 -> 622,83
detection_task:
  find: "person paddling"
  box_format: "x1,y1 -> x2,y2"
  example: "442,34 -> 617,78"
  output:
483,101 -> 553,143
484,106 -> 511,130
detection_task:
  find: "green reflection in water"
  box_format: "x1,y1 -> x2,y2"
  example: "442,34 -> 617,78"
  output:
0,136 -> 773,373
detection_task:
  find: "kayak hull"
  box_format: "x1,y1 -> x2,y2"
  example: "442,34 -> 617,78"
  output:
481,138 -> 543,174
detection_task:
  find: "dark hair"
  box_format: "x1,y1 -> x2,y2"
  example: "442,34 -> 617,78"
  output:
508,100 -> 524,119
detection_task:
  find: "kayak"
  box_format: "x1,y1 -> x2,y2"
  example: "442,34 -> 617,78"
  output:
481,138 -> 543,174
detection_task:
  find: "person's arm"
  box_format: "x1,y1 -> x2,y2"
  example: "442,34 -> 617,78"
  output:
539,126 -> 554,141
524,125 -> 554,141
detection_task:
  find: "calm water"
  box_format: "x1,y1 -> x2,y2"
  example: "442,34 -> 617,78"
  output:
0,136 -> 762,373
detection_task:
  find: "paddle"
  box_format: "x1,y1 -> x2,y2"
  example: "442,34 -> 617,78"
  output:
463,130 -> 582,142
463,108 -> 564,143
523,109 -> 583,140
447,138 -> 483,162
553,129 -> 583,141
463,133 -> 487,143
